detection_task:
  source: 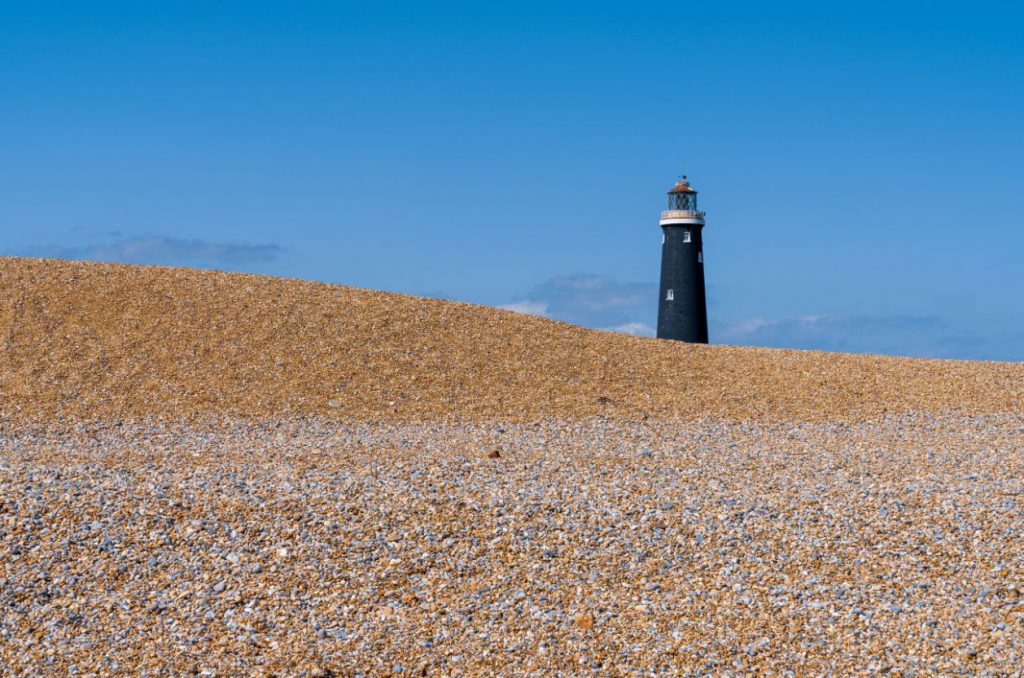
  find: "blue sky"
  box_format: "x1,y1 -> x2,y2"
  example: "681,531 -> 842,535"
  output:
2,1 -> 1022,360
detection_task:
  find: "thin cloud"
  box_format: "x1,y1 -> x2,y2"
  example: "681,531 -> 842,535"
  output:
713,314 -> 1008,359
499,300 -> 550,317
601,321 -> 656,337
500,274 -> 1020,359
18,236 -> 285,266
505,275 -> 657,331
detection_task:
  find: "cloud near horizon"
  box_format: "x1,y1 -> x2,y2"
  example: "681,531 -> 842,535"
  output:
712,313 -> 1015,360
499,300 -> 550,317
600,321 -> 656,337
15,236 -> 285,266
500,274 -> 1019,360
502,274 -> 658,331
500,294 -> 658,337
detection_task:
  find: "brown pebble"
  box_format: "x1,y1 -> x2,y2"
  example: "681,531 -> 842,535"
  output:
575,612 -> 595,630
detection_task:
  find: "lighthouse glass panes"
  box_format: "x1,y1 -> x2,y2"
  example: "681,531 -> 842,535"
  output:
668,191 -> 697,211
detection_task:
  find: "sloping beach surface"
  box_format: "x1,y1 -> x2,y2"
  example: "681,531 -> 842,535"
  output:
1,257 -> 1021,426
2,257 -> 1024,675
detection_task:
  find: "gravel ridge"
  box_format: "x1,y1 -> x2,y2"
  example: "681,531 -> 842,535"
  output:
2,257 -> 1022,425
3,258 -> 1024,675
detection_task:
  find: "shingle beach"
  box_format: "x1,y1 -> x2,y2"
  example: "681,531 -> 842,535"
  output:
2,257 -> 1024,675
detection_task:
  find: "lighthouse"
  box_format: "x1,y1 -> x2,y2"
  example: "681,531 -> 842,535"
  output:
656,176 -> 708,343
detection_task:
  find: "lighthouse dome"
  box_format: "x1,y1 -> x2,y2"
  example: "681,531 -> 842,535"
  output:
668,177 -> 697,194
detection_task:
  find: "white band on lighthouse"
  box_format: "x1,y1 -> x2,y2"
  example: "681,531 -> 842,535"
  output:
659,209 -> 705,226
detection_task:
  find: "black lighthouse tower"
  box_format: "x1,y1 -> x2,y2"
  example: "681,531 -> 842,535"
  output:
656,176 -> 708,343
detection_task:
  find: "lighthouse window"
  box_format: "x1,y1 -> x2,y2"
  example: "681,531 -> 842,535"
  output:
682,230 -> 692,243
666,289 -> 674,301
698,251 -> 703,263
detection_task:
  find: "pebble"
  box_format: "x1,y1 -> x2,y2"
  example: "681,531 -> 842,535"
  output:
2,411 -> 1024,674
